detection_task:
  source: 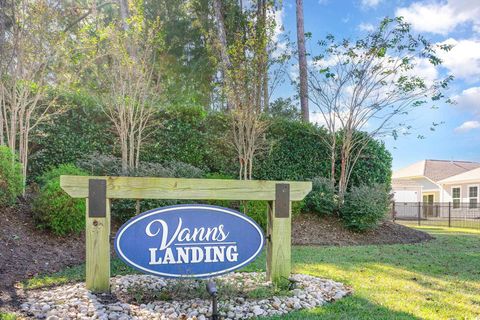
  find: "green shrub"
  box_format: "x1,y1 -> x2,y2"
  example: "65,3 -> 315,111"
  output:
36,162 -> 88,188
340,184 -> 391,232
291,200 -> 305,217
78,153 -> 205,179
240,201 -> 267,232
0,146 -> 23,206
304,177 -> 337,215
76,152 -> 123,176
33,164 -> 88,236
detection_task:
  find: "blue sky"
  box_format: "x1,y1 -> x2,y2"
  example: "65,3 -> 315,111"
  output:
274,0 -> 480,170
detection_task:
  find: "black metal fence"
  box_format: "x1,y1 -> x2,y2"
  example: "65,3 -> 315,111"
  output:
391,202 -> 480,230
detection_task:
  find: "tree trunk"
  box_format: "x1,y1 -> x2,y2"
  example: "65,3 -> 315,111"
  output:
255,0 -> 265,113
120,134 -> 128,174
212,0 -> 234,111
263,64 -> 269,112
330,136 -> 336,184
118,0 -> 130,32
296,0 -> 309,122
261,0 -> 269,112
0,0 -> 6,51
338,149 -> 347,204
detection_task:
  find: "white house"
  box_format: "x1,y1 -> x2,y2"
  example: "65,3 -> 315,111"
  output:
392,159 -> 480,204
438,167 -> 480,209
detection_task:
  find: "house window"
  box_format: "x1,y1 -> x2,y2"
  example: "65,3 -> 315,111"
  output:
469,186 -> 478,209
452,187 -> 461,209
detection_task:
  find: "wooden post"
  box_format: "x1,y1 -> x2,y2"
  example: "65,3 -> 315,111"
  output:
86,179 -> 110,292
266,184 -> 291,284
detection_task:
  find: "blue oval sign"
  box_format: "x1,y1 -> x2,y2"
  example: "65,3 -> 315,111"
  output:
114,204 -> 264,278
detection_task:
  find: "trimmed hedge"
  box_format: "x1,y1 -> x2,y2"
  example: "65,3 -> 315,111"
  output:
254,119 -> 330,181
141,106 -> 236,175
343,131 -> 392,188
28,104 -> 393,231
28,91 -> 112,182
32,164 -> 88,236
29,104 -> 392,194
0,146 -> 23,206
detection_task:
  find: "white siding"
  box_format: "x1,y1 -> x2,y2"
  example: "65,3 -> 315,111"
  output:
393,190 -> 419,202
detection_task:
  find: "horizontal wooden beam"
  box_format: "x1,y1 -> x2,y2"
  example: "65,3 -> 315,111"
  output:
60,176 -> 312,201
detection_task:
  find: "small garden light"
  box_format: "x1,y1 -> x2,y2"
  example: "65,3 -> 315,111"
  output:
205,280 -> 218,320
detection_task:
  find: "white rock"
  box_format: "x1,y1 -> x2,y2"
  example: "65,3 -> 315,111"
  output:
21,272 -> 350,320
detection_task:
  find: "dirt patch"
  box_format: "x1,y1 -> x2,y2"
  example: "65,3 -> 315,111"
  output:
293,213 -> 433,246
0,197 -> 85,309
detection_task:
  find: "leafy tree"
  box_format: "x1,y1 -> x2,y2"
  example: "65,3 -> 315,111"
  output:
76,1 -> 163,173
268,97 -> 301,120
309,17 -> 453,201
212,0 -> 279,179
0,0 -> 73,190
145,0 -> 217,110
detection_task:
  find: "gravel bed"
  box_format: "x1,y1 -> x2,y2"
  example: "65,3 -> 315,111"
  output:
20,273 -> 351,319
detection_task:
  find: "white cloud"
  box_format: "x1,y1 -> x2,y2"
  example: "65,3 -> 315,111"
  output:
453,86 -> 480,115
289,63 -> 299,81
437,38 -> 480,82
361,0 -> 382,8
455,120 -> 480,132
269,8 -> 288,59
268,8 -> 283,43
341,16 -> 350,23
358,22 -> 375,32
452,87 -> 480,133
396,0 -> 480,35
409,58 -> 439,85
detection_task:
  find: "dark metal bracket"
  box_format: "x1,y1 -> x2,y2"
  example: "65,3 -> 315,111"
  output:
88,179 -> 106,218
275,183 -> 290,218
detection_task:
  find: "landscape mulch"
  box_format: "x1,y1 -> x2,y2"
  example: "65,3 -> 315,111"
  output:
0,199 -> 85,309
292,213 -> 433,246
1,203 -> 432,312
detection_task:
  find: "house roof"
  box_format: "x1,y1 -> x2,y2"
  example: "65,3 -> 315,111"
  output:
393,159 -> 480,182
438,167 -> 480,184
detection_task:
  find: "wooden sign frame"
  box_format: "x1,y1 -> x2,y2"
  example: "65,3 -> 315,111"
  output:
60,175 -> 312,293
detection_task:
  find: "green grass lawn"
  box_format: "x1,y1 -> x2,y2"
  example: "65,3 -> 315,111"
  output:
23,226 -> 480,319
0,313 -> 16,320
